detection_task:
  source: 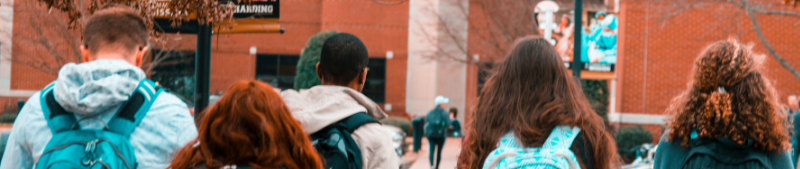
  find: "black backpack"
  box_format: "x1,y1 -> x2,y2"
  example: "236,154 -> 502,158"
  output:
681,137 -> 772,169
424,108 -> 447,138
310,113 -> 378,169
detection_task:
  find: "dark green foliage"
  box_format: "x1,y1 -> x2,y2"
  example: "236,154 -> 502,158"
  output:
581,80 -> 609,119
380,117 -> 411,134
616,125 -> 654,163
0,113 -> 16,123
295,30 -> 338,90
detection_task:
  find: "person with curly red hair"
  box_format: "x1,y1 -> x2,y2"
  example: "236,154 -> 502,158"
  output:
654,39 -> 793,169
169,81 -> 324,169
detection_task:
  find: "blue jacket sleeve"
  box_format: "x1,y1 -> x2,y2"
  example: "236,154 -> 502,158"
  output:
0,93 -> 40,169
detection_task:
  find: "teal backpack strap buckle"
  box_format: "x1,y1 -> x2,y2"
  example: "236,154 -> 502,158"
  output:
40,83 -> 79,134
107,79 -> 163,137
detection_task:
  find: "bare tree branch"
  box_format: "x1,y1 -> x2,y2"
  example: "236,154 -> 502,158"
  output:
743,0 -> 800,80
654,0 -> 800,81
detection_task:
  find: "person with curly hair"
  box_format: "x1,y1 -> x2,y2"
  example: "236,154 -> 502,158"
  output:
169,81 -> 324,169
653,39 -> 793,169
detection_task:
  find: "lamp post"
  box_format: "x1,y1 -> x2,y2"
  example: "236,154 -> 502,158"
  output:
572,0 -> 583,79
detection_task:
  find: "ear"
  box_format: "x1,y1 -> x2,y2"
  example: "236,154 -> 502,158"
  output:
359,68 -> 368,85
316,62 -> 323,81
355,68 -> 368,92
80,45 -> 91,62
134,46 -> 149,67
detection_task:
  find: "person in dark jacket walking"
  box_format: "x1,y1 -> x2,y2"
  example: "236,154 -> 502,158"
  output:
654,39 -> 792,169
425,95 -> 451,169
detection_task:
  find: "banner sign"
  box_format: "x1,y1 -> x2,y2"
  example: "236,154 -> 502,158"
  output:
152,0 -> 282,34
564,62 -> 615,72
221,0 -> 280,19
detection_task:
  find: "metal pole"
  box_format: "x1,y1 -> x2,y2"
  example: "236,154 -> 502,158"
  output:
572,0 -> 583,79
194,22 -> 212,123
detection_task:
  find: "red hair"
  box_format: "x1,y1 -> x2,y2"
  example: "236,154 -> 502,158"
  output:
169,81 -> 323,169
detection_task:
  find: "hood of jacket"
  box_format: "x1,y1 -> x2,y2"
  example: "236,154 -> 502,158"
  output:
53,59 -> 146,118
280,85 -> 387,133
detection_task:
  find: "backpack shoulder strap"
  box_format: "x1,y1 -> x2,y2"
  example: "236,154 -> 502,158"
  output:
543,125 -> 582,150
340,112 -> 379,133
107,79 -> 163,137
39,83 -> 79,134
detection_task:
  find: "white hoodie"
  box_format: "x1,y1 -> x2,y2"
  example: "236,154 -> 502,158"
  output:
281,85 -> 399,169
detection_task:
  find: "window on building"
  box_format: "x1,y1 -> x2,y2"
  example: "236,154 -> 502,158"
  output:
363,58 -> 386,103
255,54 -> 299,90
255,54 -> 386,103
149,50 -> 196,106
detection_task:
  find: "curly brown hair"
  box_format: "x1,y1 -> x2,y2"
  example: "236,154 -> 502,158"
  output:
666,38 -> 788,152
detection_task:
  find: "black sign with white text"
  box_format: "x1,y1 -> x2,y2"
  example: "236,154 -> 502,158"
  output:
564,62 -> 615,72
219,0 -> 280,19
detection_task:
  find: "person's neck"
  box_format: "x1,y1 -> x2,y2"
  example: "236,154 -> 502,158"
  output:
320,82 -> 359,92
93,52 -> 130,60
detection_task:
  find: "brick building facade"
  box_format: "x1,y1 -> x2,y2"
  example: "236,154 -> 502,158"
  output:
614,0 -> 800,142
2,0 -> 799,144
0,0 -> 412,117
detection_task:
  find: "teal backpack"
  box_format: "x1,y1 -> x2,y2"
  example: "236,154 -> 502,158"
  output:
483,125 -> 582,169
35,80 -> 162,169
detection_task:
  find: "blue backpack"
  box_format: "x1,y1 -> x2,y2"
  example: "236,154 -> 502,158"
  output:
424,108 -> 447,138
483,126 -> 582,169
35,80 -> 162,169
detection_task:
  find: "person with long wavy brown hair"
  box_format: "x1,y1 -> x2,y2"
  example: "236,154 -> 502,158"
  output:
169,80 -> 323,169
653,39 -> 792,169
459,37 -> 618,169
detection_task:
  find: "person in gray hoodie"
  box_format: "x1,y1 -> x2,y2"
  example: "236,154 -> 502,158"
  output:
280,33 -> 399,169
0,6 -> 197,169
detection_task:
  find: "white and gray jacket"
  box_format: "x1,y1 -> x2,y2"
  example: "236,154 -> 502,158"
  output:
281,85 -> 399,169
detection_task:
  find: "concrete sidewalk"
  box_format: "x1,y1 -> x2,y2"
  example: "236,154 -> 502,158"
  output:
409,137 -> 463,169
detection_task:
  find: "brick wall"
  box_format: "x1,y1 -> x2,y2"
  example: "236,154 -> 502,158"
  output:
617,0 -> 800,142
9,0 -> 80,91
0,97 -> 27,114
5,0 -> 410,117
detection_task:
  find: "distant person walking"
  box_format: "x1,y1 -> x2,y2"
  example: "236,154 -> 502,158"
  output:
459,37 -> 618,169
169,81 -> 323,169
0,6 -> 197,169
425,96 -> 452,169
449,108 -> 462,137
788,94 -> 800,167
653,39 -> 793,169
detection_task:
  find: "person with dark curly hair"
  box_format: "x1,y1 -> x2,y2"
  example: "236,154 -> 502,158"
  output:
653,39 -> 793,169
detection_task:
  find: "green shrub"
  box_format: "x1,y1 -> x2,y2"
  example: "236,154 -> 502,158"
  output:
581,80 -> 609,119
380,117 -> 411,134
295,30 -> 338,90
615,125 -> 654,163
0,113 -> 17,123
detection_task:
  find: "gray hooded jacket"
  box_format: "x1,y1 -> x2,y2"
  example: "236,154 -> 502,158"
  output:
0,59 -> 198,169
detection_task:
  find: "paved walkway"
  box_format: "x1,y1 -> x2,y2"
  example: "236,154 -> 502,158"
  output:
409,137 -> 463,169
